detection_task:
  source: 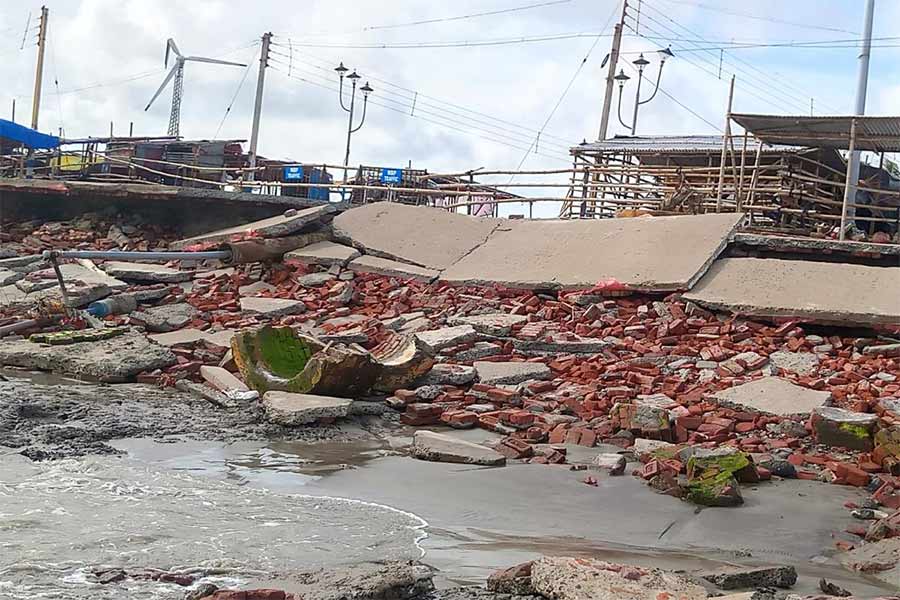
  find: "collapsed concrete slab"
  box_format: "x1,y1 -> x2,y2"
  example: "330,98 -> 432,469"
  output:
447,312 -> 528,336
443,212 -> 743,291
332,202 -> 500,270
149,328 -> 210,347
712,376 -> 830,416
0,330 -> 176,382
284,241 -> 361,267
415,325 -> 479,353
683,257 -> 900,327
411,430 -> 506,466
239,296 -> 307,318
100,261 -> 193,283
261,391 -> 352,425
347,255 -> 439,282
474,360 -> 551,385
171,204 -> 337,250
130,303 -> 198,332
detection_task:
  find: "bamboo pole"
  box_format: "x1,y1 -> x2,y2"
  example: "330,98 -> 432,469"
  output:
716,75 -> 736,211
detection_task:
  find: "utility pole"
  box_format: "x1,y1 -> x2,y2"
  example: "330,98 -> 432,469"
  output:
31,6 -> 48,130
248,32 -> 272,180
843,0 -> 875,229
598,0 -> 627,141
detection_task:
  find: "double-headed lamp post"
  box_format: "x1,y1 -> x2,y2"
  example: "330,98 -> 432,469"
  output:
335,62 -> 374,176
615,46 -> 674,135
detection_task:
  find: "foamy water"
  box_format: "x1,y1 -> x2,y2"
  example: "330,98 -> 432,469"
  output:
0,454 -> 427,599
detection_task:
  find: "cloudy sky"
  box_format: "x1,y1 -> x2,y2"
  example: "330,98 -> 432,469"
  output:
1,0 -> 898,215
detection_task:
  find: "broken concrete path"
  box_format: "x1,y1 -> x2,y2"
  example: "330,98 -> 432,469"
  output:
284,241 -> 360,267
684,258 -> 900,327
101,261 -> 192,283
348,255 -> 439,282
0,330 -> 176,382
474,361 -> 551,385
447,313 -> 527,336
415,325 -> 479,353
332,202 -> 500,270
411,430 -> 506,466
130,303 -> 198,332
239,296 -> 307,318
261,391 -> 352,425
171,204 -> 337,250
443,212 -> 743,291
712,376 -> 830,416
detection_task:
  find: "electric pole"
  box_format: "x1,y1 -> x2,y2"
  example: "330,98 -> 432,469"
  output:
248,32 -> 272,180
31,6 -> 48,130
842,0 -> 875,229
598,0 -> 627,141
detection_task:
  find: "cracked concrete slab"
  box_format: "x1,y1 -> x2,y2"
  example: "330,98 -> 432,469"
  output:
348,255 -> 439,282
684,258 -> 900,327
712,376 -> 830,416
332,202 -> 501,270
171,204 -> 336,250
284,240 -> 360,267
442,212 -> 743,291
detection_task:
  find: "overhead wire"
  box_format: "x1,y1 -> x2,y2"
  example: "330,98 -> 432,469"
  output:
267,61 -> 571,162
268,41 -> 576,147
509,0 -> 622,177
213,46 -> 259,139
267,56 -> 572,155
635,2 -> 843,113
637,1 -> 839,110
652,0 -> 858,35
271,31 -> 611,50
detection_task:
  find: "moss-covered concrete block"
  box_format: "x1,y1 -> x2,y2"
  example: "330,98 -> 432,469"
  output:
811,406 -> 878,451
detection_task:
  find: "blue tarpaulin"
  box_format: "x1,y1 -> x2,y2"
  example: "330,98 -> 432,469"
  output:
0,118 -> 60,150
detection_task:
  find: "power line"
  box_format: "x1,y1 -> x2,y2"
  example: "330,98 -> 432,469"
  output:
272,31 -> 612,50
269,41 -> 577,146
510,1 -> 622,176
636,2 -> 843,113
214,47 -> 259,139
653,0 -> 858,35
362,0 -> 573,31
268,57 -> 572,154
268,63 -> 571,162
620,35 -> 900,52
629,11 -> 816,114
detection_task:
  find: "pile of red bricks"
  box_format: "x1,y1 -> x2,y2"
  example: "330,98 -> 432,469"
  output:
0,214 -> 176,254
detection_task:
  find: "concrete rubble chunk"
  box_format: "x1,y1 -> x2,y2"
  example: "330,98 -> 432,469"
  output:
415,325 -> 479,354
513,337 -> 609,355
101,261 -> 192,283
447,312 -> 527,336
443,212 -> 743,291
811,406 -> 879,451
261,391 -> 352,426
348,255 -> 440,283
332,202 -> 501,271
451,341 -> 504,362
130,302 -> 198,333
239,296 -> 307,318
200,365 -> 249,394
297,272 -> 336,287
371,334 -> 435,393
0,330 -> 176,382
0,268 -> 24,286
864,343 -> 900,358
712,376 -> 830,416
684,257 -> 900,327
474,361 -> 551,385
840,537 -> 900,586
171,204 -> 337,249
414,363 -> 477,386
289,561 -> 435,600
284,241 -> 361,267
487,562 -> 536,596
150,328 -> 211,347
238,281 -> 276,296
530,556 -> 708,600
411,430 -> 506,466
593,453 -> 627,475
768,351 -> 820,375
701,565 -> 798,590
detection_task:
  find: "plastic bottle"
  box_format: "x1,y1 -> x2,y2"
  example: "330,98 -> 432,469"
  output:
86,294 -> 137,317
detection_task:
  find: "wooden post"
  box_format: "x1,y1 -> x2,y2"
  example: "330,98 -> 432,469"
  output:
839,117 -> 858,240
736,131 -> 748,210
715,75 -> 735,211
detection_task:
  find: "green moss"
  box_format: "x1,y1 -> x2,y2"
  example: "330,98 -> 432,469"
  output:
838,422 -> 871,440
256,326 -> 313,378
687,451 -> 750,477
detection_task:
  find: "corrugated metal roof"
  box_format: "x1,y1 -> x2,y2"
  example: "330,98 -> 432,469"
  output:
571,134 -> 796,154
731,113 -> 900,152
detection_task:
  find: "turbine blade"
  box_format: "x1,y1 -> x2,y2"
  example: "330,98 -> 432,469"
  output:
144,65 -> 179,111
167,38 -> 182,58
184,56 -> 246,67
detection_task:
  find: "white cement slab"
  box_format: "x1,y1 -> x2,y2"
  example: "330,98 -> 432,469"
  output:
684,258 -> 900,327
348,255 -> 439,282
442,213 -> 743,291
101,261 -> 192,283
712,376 -> 830,416
284,241 -> 361,267
171,205 -> 336,249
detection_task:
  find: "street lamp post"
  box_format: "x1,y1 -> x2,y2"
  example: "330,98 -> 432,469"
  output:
616,47 -> 673,135
335,62 -> 374,179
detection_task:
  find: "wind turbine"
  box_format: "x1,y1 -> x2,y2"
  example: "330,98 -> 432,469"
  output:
144,38 -> 245,137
